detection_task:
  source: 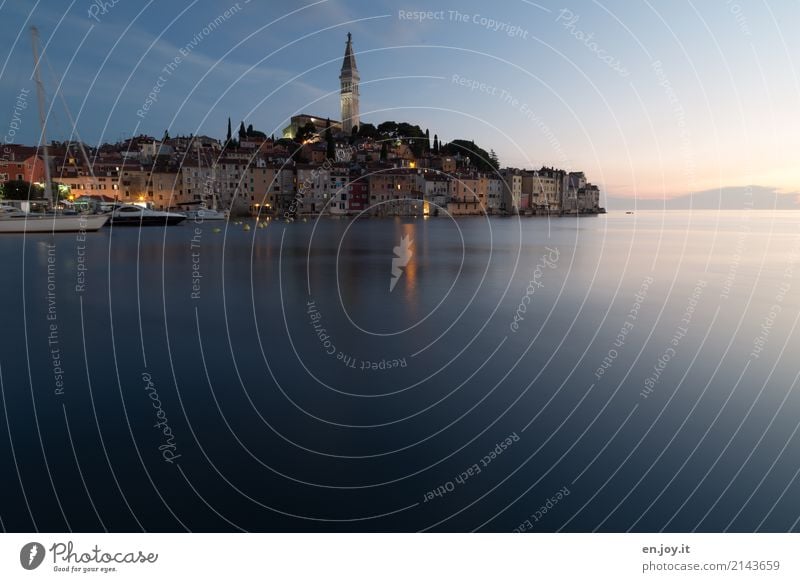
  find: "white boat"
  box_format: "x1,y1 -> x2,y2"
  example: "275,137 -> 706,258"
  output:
0,207 -> 109,233
182,206 -> 228,221
0,30 -> 109,235
110,204 -> 186,226
0,205 -> 24,217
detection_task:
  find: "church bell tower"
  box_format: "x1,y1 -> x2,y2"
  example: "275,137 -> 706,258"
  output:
339,32 -> 360,135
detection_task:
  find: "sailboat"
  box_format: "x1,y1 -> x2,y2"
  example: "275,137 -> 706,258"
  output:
0,206 -> 108,233
0,27 -> 109,234
182,155 -> 229,221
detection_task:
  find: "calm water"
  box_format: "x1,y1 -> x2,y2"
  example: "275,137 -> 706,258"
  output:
1,210 -> 800,532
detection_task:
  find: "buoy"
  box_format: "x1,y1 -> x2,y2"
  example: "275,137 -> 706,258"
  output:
212,227 -> 221,233
243,224 -> 251,231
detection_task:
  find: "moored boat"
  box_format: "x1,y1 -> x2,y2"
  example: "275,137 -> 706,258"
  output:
0,209 -> 109,233
182,206 -> 228,221
0,29 -> 114,235
110,205 -> 186,226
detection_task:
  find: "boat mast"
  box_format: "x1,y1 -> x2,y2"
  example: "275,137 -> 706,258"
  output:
31,26 -> 54,205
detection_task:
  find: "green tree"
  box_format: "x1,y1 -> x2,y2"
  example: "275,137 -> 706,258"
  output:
295,121 -> 317,144
244,124 -> 266,139
226,117 -> 232,142
377,121 -> 398,138
380,141 -> 388,161
325,125 -> 335,160
440,139 -> 497,173
357,123 -> 378,139
2,180 -> 44,200
277,139 -> 307,163
489,149 -> 500,170
375,122 -> 426,157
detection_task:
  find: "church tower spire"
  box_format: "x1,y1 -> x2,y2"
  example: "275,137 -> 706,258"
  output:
340,32 -> 360,135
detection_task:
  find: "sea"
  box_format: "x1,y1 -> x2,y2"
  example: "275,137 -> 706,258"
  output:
1,210 -> 799,532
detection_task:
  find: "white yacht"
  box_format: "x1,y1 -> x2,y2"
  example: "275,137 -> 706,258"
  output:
182,206 -> 228,221
109,205 -> 187,226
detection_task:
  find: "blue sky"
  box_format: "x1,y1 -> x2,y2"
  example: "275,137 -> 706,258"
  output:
1,0 -> 798,198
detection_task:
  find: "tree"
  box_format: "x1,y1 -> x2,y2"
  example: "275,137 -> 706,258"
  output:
489,149 -> 500,170
425,129 -> 431,153
377,121 -> 398,138
277,139 -> 306,163
357,123 -> 378,139
162,129 -> 170,141
386,122 -> 426,157
226,117 -> 232,143
433,134 -> 439,153
238,121 -> 247,140
380,141 -> 388,161
2,180 -> 44,200
295,121 -> 317,144
243,124 -> 266,139
325,125 -> 335,160
440,139 -> 496,173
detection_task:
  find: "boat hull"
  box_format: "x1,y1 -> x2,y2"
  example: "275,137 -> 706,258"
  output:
110,215 -> 186,226
184,211 -> 227,221
0,214 -> 109,233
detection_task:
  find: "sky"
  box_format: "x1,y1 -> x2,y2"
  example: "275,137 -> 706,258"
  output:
0,0 -> 798,200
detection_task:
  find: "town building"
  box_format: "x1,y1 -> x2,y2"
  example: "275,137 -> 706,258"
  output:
0,145 -> 45,184
282,114 -> 341,140
499,169 -> 522,214
447,172 -> 486,215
